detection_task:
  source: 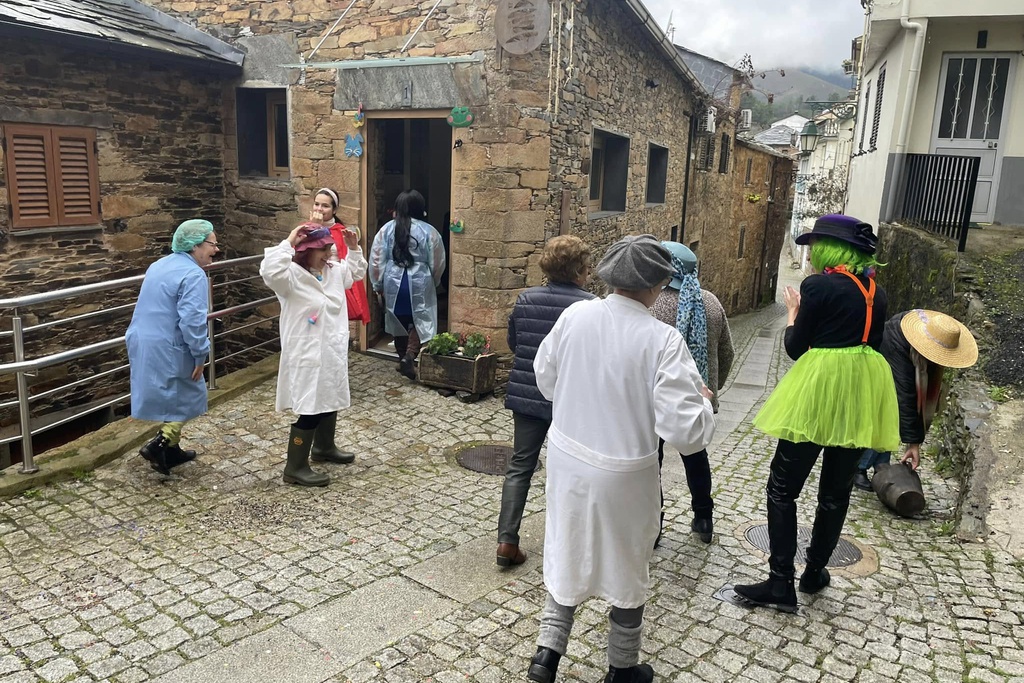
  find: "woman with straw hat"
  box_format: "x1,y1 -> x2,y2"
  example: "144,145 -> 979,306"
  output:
730,214 -> 900,614
854,309 -> 978,490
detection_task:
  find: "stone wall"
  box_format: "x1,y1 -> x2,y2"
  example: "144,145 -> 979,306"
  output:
694,139 -> 793,315
875,223 -> 967,319
0,39 -> 232,438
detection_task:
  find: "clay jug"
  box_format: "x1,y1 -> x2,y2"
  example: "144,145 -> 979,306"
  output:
871,462 -> 926,517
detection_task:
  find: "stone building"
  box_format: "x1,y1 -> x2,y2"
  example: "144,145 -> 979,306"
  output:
0,0 -> 243,461
144,0 -> 790,351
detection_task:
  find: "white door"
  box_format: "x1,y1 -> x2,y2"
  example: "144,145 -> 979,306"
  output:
930,54 -> 1016,223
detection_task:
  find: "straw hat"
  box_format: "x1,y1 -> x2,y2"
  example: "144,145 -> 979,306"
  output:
899,309 -> 978,368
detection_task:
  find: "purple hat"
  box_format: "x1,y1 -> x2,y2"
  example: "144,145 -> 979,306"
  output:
794,214 -> 878,255
294,223 -> 335,252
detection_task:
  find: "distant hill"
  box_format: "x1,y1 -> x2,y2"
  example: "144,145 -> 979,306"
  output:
747,67 -> 853,104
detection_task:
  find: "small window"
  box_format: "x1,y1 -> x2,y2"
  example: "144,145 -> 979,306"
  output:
688,240 -> 699,257
3,123 -> 100,229
718,134 -> 731,173
589,128 -> 630,214
236,87 -> 289,178
738,225 -> 746,259
744,157 -> 753,185
646,143 -> 669,204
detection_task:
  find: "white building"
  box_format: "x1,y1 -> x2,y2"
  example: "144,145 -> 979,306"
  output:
846,0 -> 1024,227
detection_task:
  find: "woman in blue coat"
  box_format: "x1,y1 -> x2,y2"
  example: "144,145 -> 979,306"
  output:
369,190 -> 446,380
127,219 -> 219,475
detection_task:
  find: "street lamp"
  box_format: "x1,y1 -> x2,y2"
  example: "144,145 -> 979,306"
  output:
799,120 -> 820,155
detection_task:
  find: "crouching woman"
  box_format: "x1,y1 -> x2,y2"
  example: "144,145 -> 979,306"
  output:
260,222 -> 367,486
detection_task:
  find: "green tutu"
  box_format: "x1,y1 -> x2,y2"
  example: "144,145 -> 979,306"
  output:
754,346 -> 900,452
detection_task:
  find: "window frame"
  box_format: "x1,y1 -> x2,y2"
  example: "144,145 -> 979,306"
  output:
589,127 -> 630,216
3,123 -> 101,230
645,142 -> 669,205
266,91 -> 289,179
718,134 -> 731,174
236,86 -> 290,179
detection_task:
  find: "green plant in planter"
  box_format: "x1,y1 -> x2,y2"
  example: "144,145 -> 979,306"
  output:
426,332 -> 459,356
462,332 -> 491,358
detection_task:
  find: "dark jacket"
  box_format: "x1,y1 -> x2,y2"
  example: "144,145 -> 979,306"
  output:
505,282 -> 595,421
879,312 -> 928,445
785,271 -> 888,360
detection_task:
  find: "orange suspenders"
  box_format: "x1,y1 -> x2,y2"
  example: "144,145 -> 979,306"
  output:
834,268 -> 875,344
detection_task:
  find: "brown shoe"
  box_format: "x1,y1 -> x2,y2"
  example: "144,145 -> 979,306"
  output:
496,543 -> 527,567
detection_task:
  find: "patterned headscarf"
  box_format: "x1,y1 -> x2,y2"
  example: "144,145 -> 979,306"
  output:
672,256 -> 709,386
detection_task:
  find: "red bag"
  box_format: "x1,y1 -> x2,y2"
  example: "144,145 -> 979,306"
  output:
329,223 -> 371,324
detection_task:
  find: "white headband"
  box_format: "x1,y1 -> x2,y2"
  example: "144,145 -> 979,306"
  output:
316,187 -> 339,207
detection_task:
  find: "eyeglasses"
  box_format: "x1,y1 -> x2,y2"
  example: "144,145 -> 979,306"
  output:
203,240 -> 221,248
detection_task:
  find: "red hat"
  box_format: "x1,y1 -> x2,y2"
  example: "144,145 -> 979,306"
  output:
294,223 -> 335,252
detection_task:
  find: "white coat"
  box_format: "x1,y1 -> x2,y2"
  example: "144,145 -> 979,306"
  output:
260,240 -> 368,415
534,294 -> 716,608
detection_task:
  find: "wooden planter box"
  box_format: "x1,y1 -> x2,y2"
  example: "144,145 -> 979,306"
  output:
418,353 -> 497,394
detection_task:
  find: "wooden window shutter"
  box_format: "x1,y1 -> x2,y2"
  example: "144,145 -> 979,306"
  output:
4,124 -> 58,229
53,127 -> 100,226
870,66 -> 886,150
859,82 -> 872,152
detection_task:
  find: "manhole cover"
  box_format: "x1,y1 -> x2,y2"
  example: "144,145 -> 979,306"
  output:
744,523 -> 863,568
456,444 -> 514,475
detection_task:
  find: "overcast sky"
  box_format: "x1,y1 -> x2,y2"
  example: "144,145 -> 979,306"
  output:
642,0 -> 866,71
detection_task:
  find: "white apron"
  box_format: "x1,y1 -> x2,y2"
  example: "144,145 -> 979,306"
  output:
534,294 -> 715,608
260,240 -> 368,415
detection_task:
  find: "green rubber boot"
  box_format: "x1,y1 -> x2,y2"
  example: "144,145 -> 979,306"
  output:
310,412 -> 355,464
283,425 -> 329,487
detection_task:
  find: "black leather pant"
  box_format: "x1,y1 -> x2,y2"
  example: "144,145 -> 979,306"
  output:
766,439 -> 861,578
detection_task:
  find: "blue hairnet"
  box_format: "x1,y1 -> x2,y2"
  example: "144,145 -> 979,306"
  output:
171,219 -> 214,254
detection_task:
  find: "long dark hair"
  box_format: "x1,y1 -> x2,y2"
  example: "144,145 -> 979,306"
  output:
392,190 -> 424,267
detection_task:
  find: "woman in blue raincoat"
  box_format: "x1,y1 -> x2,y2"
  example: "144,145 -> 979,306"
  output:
127,219 -> 220,475
369,190 -> 446,380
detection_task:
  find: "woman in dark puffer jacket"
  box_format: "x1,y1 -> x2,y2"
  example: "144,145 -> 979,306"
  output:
496,236 -> 595,567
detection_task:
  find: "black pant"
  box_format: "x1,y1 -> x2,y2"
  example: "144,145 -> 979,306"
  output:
497,413 -> 550,545
294,412 -> 330,430
766,439 -> 861,578
657,439 -> 713,522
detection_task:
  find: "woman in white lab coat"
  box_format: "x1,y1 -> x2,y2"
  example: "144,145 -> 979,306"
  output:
260,222 -> 367,487
527,235 -> 716,683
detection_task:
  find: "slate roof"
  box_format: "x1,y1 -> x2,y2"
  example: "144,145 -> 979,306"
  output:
0,0 -> 243,69
675,46 -> 742,100
753,125 -> 800,147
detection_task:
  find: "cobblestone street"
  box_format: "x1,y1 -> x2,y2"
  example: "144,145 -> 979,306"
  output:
2,285 -> 1023,683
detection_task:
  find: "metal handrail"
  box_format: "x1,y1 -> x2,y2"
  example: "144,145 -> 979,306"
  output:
0,254 -> 278,474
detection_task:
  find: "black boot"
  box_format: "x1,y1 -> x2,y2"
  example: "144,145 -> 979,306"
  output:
283,425 -> 329,487
604,663 -> 655,683
798,567 -> 831,594
733,574 -> 798,613
527,646 -> 561,683
691,517 -> 713,544
310,412 -> 355,464
140,433 -> 170,475
853,470 -> 872,491
164,444 -> 197,470
804,447 -> 860,574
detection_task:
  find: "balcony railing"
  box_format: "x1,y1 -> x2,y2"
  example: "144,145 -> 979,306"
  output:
0,255 -> 280,474
895,153 -> 980,252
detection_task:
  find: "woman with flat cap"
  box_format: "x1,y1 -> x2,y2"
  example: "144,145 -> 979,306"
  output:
731,214 -> 900,613
527,235 -> 715,683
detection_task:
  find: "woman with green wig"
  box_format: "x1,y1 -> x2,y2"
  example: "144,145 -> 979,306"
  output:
127,219 -> 220,476
729,214 -> 899,613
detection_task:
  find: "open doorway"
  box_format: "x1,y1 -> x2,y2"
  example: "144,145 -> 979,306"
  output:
362,114 -> 453,358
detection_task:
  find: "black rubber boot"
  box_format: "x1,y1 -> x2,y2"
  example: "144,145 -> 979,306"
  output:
798,567 -> 831,594
733,574 -> 798,613
527,646 -> 561,683
283,426 -> 329,487
603,663 -> 655,683
140,433 -> 170,475
310,412 -> 355,464
164,444 -> 197,470
853,470 -> 872,491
